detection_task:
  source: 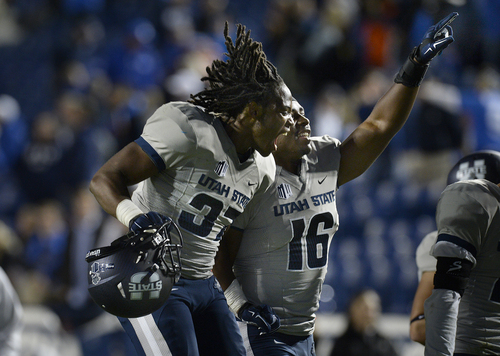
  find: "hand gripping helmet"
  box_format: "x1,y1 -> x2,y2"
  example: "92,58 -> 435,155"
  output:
85,218 -> 183,318
447,150 -> 500,185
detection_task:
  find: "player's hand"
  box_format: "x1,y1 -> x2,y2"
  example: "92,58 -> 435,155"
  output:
238,303 -> 281,335
129,211 -> 170,233
414,12 -> 458,64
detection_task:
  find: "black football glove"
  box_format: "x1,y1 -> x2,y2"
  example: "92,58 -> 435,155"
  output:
414,12 -> 457,64
129,211 -> 170,233
238,303 -> 281,335
395,12 -> 458,87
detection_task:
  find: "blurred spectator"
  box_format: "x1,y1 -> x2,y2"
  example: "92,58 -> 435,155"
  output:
461,65 -> 500,152
0,95 -> 28,224
357,0 -> 399,69
14,111 -> 76,205
163,35 -> 222,101
0,0 -> 25,46
0,221 -> 23,267
293,0 -> 363,93
106,17 -> 164,89
330,288 -> 399,356
476,0 -> 500,66
9,200 -> 68,306
15,91 -> 104,206
55,90 -> 105,179
311,83 -> 357,139
22,200 -> 68,282
263,0 -> 319,94
393,78 -> 464,186
159,1 -> 199,77
51,186 -> 130,356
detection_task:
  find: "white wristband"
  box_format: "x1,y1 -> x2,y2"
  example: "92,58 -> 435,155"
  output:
224,279 -> 249,317
116,199 -> 143,227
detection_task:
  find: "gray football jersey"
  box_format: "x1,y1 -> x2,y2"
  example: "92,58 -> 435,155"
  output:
131,102 -> 276,279
432,179 -> 500,354
0,267 -> 22,356
232,136 -> 341,336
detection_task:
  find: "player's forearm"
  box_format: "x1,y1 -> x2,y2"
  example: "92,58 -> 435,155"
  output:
214,228 -> 244,290
367,83 -> 418,138
89,169 -> 132,218
410,319 -> 426,345
424,289 -> 460,356
213,261 -> 236,291
338,84 -> 418,186
213,245 -> 237,290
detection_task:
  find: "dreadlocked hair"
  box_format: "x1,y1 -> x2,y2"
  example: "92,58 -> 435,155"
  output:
189,22 -> 283,122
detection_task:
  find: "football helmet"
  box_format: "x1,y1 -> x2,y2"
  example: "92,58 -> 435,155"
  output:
447,150 -> 500,185
86,218 -> 183,318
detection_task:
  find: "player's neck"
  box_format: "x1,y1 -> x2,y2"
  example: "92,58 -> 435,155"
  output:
223,119 -> 253,155
275,156 -> 301,175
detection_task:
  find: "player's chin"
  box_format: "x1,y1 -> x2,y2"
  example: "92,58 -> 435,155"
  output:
297,135 -> 311,145
298,141 -> 312,155
257,142 -> 275,157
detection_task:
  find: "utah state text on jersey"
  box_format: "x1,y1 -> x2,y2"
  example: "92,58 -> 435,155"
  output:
274,189 -> 335,216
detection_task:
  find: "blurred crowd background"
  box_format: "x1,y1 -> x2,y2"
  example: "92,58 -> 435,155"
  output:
0,0 -> 499,355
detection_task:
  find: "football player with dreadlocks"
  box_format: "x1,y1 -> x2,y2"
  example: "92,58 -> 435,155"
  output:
213,13 -> 458,356
89,22 -> 294,356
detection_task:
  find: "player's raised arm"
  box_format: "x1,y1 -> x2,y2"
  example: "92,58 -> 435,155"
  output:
338,12 -> 458,187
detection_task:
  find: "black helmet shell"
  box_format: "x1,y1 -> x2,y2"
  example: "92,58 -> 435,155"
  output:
447,150 -> 500,185
86,220 -> 182,318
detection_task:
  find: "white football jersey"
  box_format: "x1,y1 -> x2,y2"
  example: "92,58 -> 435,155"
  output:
432,179 -> 500,354
416,231 -> 437,281
232,136 -> 341,336
131,102 -> 276,279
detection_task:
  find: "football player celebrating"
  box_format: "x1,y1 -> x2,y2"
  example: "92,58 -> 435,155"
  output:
89,23 -> 293,356
423,150 -> 500,356
213,13 -> 458,356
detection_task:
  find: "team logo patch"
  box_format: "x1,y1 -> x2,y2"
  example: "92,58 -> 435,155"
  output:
128,272 -> 163,300
456,159 -> 487,180
215,161 -> 228,177
89,261 -> 115,285
277,183 -> 293,199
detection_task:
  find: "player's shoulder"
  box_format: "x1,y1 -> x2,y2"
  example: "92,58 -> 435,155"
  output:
443,179 -> 500,201
152,101 -> 221,142
310,135 -> 342,150
439,179 -> 500,221
306,135 -> 342,169
253,151 -> 277,182
157,102 -> 211,125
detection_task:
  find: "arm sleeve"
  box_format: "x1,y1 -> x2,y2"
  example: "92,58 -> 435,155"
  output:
424,288 -> 460,356
433,182 -> 494,263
